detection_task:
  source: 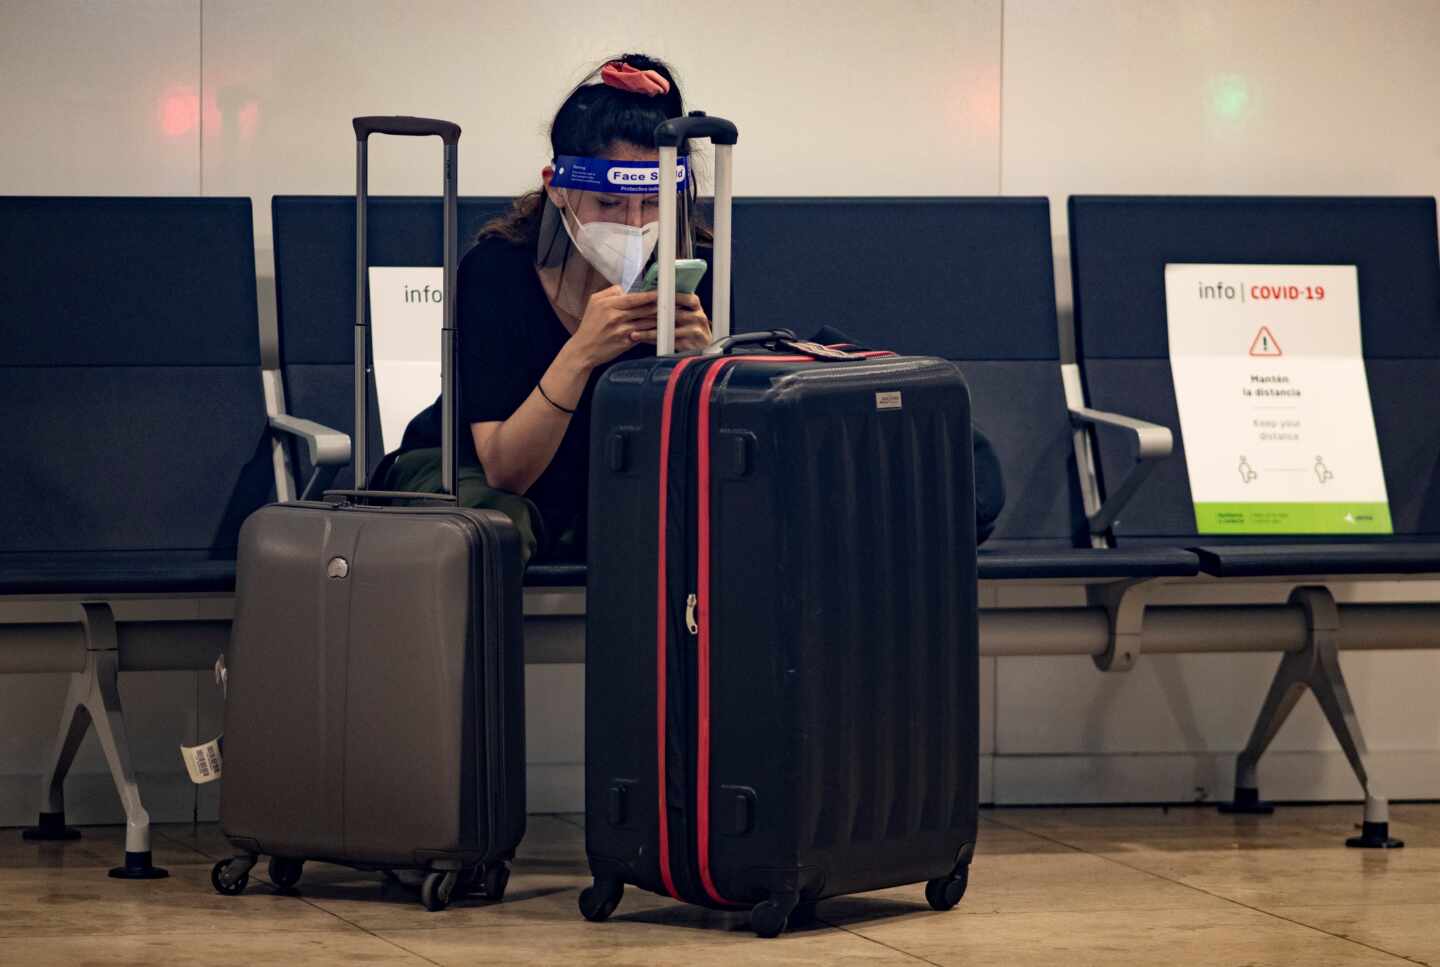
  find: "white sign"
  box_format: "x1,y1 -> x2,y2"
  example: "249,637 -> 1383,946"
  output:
368,267 -> 443,450
1164,263 -> 1391,534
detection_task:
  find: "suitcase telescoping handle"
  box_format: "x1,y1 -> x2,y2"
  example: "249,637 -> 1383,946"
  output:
351,115 -> 462,501
353,116 -> 461,144
655,112 -> 739,356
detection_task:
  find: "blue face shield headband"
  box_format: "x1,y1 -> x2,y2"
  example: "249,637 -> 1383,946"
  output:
551,154 -> 690,194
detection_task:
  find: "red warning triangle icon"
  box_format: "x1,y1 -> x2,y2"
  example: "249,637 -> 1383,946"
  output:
1249,326 -> 1282,357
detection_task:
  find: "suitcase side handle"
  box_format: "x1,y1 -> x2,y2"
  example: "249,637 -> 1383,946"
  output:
656,111 -> 739,355
352,116 -> 461,145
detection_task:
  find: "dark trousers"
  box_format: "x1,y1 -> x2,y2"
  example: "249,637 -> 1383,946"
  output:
384,448 -> 541,566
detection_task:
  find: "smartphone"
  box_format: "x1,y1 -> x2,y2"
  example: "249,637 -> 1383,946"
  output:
635,258 -> 708,294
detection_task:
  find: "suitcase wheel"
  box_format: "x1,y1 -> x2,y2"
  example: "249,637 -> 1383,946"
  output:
210,857 -> 253,897
480,862 -> 511,902
267,857 -> 304,891
751,893 -> 800,939
578,877 -> 625,922
421,870 -> 459,912
924,867 -> 970,912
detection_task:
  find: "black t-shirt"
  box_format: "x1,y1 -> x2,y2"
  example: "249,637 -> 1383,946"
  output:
397,233 -> 713,555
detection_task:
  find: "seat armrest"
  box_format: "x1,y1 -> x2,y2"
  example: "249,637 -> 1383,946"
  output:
1069,405 -> 1174,534
269,415 -> 352,501
268,414 -> 351,467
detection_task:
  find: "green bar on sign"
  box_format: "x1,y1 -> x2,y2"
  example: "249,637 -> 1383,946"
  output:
1193,503 -> 1393,535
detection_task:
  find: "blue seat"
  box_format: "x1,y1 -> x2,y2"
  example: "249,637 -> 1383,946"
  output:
1069,195 -> 1440,575
0,198 -> 274,593
0,196 -> 278,874
730,196 -> 1200,581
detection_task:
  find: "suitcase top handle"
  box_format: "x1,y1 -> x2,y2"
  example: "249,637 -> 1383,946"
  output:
655,111 -> 738,147
353,115 -> 461,146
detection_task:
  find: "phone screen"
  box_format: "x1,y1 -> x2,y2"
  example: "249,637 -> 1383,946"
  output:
636,258 -> 708,294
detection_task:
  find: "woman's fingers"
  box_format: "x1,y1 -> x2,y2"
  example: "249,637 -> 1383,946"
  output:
627,327 -> 701,344
606,289 -> 661,310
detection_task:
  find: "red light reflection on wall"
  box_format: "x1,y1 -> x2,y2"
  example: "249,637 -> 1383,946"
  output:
238,101 -> 260,141
159,90 -> 199,137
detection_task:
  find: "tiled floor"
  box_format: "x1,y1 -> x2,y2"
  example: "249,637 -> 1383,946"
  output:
4,805 -> 1438,965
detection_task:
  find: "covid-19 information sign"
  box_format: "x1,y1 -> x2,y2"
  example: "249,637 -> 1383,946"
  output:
1163,263 -> 1391,535
368,266 -> 443,450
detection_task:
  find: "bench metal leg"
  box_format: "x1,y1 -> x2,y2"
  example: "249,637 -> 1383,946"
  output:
22,604 -> 169,877
1220,587 -> 1403,849
22,663 -> 89,842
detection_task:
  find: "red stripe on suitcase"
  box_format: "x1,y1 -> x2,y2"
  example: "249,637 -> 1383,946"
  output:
655,355 -> 700,902
694,355 -> 810,907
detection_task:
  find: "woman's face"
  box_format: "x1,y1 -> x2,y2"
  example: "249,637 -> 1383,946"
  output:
545,140 -> 661,229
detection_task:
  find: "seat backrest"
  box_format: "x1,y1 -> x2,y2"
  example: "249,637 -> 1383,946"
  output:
732,197 -> 1084,545
0,197 -> 271,561
1070,195 -> 1440,542
271,195 -> 511,488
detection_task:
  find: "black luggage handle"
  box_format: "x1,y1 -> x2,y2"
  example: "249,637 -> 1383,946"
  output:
705,330 -> 798,355
353,116 -> 461,145
655,111 -> 738,147
352,115 -> 462,498
321,489 -> 458,506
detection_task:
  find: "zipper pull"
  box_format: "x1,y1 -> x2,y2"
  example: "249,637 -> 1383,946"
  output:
685,593 -> 698,635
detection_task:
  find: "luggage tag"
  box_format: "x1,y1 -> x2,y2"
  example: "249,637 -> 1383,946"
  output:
179,654 -> 228,783
776,338 -> 869,360
180,736 -> 223,784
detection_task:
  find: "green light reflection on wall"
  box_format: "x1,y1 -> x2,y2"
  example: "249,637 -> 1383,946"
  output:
1210,73 -> 1252,121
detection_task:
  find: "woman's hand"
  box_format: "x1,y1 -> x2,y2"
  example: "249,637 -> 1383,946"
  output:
630,293 -> 712,351
565,286 -> 659,370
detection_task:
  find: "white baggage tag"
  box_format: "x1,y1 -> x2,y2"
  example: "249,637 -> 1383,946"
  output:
180,736 -> 223,784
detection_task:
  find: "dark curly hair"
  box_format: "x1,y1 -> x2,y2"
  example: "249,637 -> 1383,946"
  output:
481,53 -> 704,244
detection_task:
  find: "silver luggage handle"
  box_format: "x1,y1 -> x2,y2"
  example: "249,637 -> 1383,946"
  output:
655,111 -> 739,356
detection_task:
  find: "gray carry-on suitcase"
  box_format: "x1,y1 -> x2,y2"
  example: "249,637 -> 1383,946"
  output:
214,116 -> 526,912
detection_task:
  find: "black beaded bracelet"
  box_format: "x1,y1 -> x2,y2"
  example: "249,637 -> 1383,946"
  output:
537,381 -> 576,415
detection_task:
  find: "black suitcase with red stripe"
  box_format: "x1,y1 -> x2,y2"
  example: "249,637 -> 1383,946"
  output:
580,113 -> 979,938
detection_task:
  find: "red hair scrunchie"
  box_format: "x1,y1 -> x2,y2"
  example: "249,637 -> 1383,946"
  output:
601,60 -> 671,97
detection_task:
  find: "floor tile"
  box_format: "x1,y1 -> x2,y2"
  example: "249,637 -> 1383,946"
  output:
0,929 -> 430,966
819,849 -> 1225,919
1267,902 -> 1440,966
841,905 -> 1412,967
376,917 -> 930,966
4,808 -> 1437,965
0,860 -> 350,939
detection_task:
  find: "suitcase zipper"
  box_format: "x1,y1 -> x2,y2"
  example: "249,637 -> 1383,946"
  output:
685,593 -> 698,635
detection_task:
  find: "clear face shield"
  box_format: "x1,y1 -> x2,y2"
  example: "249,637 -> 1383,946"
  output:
536,152 -> 695,317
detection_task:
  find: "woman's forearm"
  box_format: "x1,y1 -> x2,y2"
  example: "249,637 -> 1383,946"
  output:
472,345 -> 591,494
